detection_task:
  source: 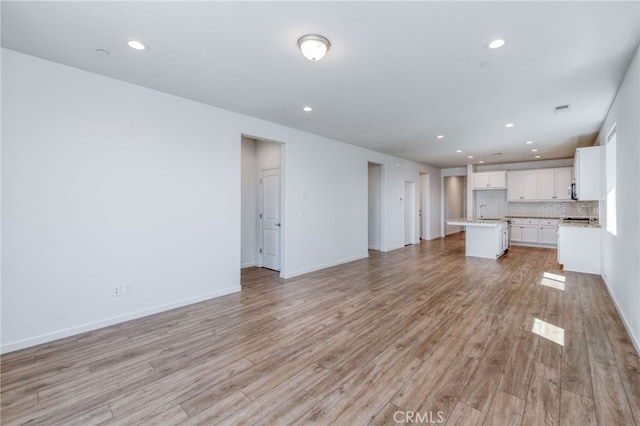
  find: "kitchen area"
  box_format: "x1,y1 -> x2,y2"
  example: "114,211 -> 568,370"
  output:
445,145 -> 603,274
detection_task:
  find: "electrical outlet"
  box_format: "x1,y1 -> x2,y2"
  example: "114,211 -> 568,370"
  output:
112,285 -> 122,297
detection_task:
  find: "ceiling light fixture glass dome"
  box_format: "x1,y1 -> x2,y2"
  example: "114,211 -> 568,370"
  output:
298,34 -> 330,61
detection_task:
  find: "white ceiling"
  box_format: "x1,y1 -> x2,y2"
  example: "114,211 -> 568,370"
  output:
2,1 -> 639,168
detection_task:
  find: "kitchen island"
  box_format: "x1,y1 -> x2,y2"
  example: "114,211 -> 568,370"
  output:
446,218 -> 510,259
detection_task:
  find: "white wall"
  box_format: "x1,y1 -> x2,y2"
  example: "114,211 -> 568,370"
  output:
1,49 -> 442,351
368,163 -> 382,250
596,43 -> 640,351
241,137 -> 257,267
2,49 -> 242,351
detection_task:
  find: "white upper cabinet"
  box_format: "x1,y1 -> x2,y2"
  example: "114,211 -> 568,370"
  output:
473,171 -> 506,190
507,170 -> 537,201
508,167 -> 573,202
536,169 -> 556,200
537,167 -> 572,201
554,167 -> 573,200
574,146 -> 603,201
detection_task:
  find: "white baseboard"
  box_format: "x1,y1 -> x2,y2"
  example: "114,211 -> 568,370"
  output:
241,261 -> 257,268
368,245 -> 380,251
600,274 -> 640,356
282,253 -> 369,279
510,242 -> 557,249
1,285 -> 241,354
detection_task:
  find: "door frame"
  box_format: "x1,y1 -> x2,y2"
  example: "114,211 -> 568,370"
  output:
420,173 -> 430,241
241,133 -> 286,278
404,181 -> 415,245
367,162 -> 384,251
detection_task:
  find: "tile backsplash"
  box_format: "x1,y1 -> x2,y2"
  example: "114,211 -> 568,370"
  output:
508,201 -> 598,218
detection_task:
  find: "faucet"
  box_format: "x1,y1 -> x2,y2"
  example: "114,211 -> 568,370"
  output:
478,204 -> 490,219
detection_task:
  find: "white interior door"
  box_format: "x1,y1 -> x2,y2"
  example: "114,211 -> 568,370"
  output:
404,181 -> 414,245
260,168 -> 281,271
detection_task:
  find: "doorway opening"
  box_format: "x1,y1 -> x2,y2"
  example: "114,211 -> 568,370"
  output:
420,173 -> 430,241
241,136 -> 284,276
443,175 -> 467,236
404,181 -> 415,245
368,163 -> 383,251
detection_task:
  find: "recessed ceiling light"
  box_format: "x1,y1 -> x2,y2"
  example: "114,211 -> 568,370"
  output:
505,123 -> 514,128
436,135 -> 444,139
303,106 -> 312,112
127,40 -> 147,50
468,156 -> 474,159
535,155 -> 541,159
480,61 -> 494,69
525,140 -> 534,144
489,39 -> 506,49
95,48 -> 110,57
479,161 -> 485,164
456,150 -> 462,153
531,149 -> 538,152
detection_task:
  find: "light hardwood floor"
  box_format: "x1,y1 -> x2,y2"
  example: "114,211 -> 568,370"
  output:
1,234 -> 639,425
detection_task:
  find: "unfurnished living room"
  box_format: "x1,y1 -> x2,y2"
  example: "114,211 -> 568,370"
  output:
1,2 -> 639,425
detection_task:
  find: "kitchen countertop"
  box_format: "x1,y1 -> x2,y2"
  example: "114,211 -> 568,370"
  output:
558,220 -> 601,228
506,215 -> 601,228
446,218 -> 508,227
506,215 -> 564,219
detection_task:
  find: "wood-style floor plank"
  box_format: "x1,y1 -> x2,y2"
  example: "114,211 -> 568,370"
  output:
483,390 -> 525,426
521,361 -> 561,425
1,235 -> 638,425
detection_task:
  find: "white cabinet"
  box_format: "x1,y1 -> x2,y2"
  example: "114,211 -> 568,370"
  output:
500,227 -> 509,254
558,225 -> 601,274
510,218 -> 540,244
536,168 -> 573,201
463,221 -> 509,259
536,169 -> 556,200
522,224 -> 540,243
554,168 -> 573,200
473,171 -> 506,190
510,218 -> 558,246
574,146 -> 603,201
507,168 -> 572,201
507,170 -> 537,201
539,219 -> 559,245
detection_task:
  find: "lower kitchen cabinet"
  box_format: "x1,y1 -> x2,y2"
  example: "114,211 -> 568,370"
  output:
557,225 -> 601,274
510,218 -> 558,246
539,219 -> 559,245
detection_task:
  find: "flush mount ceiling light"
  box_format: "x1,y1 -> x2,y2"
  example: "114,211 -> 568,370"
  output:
456,149 -> 462,153
535,155 -> 542,159
479,161 -> 485,164
298,34 -> 330,61
489,39 -> 505,49
531,149 -> 538,152
436,135 -> 445,139
468,156 -> 474,159
303,106 -> 312,112
127,40 -> 147,50
525,140 -> 534,144
505,123 -> 514,128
